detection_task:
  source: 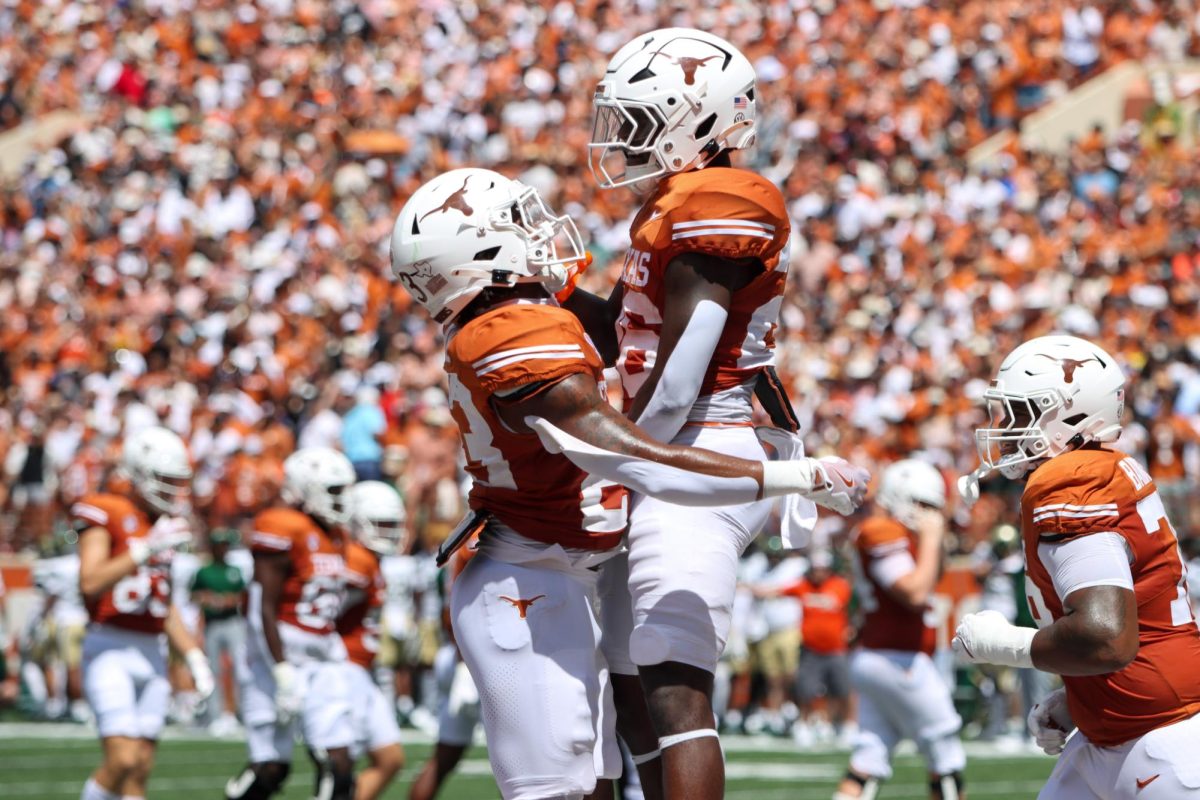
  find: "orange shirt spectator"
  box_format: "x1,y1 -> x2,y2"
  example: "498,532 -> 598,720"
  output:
784,570 -> 853,656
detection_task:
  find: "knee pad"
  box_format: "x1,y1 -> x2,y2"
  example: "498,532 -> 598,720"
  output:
629,626 -> 672,667
833,771 -> 879,800
931,772 -> 964,800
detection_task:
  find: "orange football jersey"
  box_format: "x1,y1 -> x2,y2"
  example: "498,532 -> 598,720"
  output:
852,516 -> 937,655
615,167 -> 790,416
250,507 -> 347,635
445,301 -> 627,550
72,493 -> 171,634
1022,448 -> 1200,747
338,541 -> 384,669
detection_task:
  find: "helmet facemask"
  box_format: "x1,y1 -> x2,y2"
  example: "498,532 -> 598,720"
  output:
588,89 -> 670,191
354,513 -> 406,556
974,387 -> 1063,479
488,184 -> 585,290
133,466 -> 193,517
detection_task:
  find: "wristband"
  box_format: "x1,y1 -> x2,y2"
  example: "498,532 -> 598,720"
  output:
760,459 -> 822,498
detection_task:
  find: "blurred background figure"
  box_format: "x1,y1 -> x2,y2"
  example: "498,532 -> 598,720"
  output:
190,528 -> 247,736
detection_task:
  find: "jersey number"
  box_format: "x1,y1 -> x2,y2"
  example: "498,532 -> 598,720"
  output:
294,575 -> 344,631
112,568 -> 170,618
1135,492 -> 1196,629
447,374 -> 517,489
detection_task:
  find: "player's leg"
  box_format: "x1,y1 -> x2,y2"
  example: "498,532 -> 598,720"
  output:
304,661 -> 358,800
835,651 -> 903,799
408,743 -> 470,800
352,663 -> 405,800
626,484 -> 768,800
81,631 -> 143,798
598,553 -> 663,799
226,651 -> 295,799
119,650 -> 171,799
117,738 -> 157,800
1115,712 -> 1200,799
452,551 -> 612,799
1037,730 -> 1106,800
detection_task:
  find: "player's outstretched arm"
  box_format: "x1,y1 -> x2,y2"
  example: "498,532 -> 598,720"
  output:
1028,585 -> 1138,676
561,282 -> 624,367
494,372 -> 865,510
627,251 -> 755,444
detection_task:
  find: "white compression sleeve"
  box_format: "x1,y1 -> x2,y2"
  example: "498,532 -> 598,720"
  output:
527,416 -> 762,506
633,299 -> 728,443
1037,532 -> 1134,599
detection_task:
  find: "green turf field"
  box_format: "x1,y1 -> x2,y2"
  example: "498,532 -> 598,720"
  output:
0,724 -> 1055,799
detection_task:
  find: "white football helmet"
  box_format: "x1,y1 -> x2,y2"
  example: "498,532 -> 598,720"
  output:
282,447 -> 356,527
877,458 -> 946,529
346,481 -> 407,556
390,168 -> 584,324
121,426 -> 193,517
589,28 -> 758,190
973,335 -> 1124,481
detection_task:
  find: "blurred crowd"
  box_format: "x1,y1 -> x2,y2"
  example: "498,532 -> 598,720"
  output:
3,0 -> 1200,747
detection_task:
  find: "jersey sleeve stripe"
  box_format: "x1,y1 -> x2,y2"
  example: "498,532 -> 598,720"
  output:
671,228 -> 774,241
672,219 -> 776,232
476,350 -> 585,376
1031,502 -> 1118,514
1032,509 -> 1119,522
472,344 -> 586,369
251,531 -> 293,550
71,503 -> 109,525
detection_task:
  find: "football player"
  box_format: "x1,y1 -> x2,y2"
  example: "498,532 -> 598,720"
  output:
74,426 -> 214,800
839,459 -> 966,800
224,448 -> 357,800
571,28 -> 869,798
337,481 -> 406,800
954,335 -> 1200,800
391,168 -> 863,800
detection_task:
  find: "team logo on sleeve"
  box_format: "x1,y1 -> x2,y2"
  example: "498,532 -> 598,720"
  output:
124,516 -> 138,533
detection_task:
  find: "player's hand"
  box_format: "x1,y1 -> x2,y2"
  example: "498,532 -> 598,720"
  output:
911,507 -> 946,542
272,661 -> 303,723
552,251 -> 593,303
952,610 -> 1036,669
1027,688 -> 1074,755
809,457 -> 870,516
129,516 -> 192,565
185,648 -> 215,700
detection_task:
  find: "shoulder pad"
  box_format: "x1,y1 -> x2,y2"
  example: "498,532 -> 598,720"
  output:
659,169 -> 789,262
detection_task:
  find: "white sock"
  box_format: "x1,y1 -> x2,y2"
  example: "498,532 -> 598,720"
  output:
80,778 -> 119,800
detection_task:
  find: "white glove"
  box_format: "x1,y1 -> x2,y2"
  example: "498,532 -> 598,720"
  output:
754,428 -> 819,548
761,454 -> 869,516
1027,688 -> 1074,755
952,610 -> 1037,668
810,456 -> 870,515
128,516 -> 192,565
272,661 -> 303,724
185,648 -> 215,700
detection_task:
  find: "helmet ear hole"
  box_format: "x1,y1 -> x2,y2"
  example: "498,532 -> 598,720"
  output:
694,113 -> 717,140
474,246 -> 501,261
1062,413 -> 1087,426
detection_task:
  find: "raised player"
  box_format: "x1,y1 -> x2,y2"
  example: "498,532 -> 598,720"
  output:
576,28 -> 869,798
74,426 -> 214,800
391,167 -> 864,800
839,459 -> 965,800
338,480 -> 406,800
224,447 -> 357,800
954,335 -> 1200,800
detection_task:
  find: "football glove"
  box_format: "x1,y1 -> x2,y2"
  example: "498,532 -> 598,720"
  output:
272,661 -> 303,724
128,516 -> 192,566
1027,688 -> 1074,755
185,648 -> 215,700
952,610 -> 1036,669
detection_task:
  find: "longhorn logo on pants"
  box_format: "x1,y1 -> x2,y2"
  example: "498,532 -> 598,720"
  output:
499,595 -> 546,619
